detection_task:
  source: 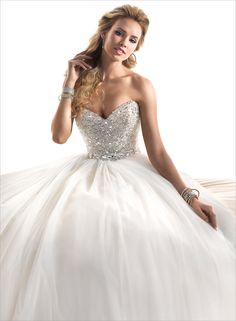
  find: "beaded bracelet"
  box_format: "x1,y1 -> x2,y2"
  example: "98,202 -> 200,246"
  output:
58,93 -> 74,101
181,187 -> 200,206
62,86 -> 75,95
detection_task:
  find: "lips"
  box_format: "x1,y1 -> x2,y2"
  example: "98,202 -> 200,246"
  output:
114,47 -> 125,55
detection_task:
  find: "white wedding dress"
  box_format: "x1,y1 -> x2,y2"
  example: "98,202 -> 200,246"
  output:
1,100 -> 235,321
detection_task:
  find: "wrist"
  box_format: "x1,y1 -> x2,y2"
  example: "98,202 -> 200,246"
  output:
64,80 -> 76,88
181,187 -> 200,206
189,195 -> 199,206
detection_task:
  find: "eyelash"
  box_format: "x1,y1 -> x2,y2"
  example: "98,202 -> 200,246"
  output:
114,30 -> 137,44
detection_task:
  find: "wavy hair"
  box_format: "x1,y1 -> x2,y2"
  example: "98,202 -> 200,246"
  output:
68,4 -> 149,119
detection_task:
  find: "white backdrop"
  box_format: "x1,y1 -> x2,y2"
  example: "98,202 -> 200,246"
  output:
1,0 -> 235,180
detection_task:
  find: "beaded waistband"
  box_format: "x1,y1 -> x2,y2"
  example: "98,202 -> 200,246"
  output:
87,148 -> 141,161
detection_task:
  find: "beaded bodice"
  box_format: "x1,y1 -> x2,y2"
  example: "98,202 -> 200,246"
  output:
75,100 -> 141,160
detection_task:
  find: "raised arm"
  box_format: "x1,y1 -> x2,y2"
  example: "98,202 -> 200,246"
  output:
51,53 -> 93,144
51,77 -> 76,144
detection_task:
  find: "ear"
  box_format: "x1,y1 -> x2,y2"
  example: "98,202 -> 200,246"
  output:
100,32 -> 105,40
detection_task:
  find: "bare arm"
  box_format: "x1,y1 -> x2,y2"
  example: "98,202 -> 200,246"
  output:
137,77 -> 187,195
51,53 -> 93,144
51,78 -> 76,144
135,76 -> 218,229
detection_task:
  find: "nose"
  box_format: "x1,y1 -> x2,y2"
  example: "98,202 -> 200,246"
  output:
119,36 -> 129,48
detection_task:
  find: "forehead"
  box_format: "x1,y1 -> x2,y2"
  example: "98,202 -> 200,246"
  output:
111,18 -> 142,38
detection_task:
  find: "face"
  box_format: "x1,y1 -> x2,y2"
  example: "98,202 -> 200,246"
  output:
101,17 -> 142,61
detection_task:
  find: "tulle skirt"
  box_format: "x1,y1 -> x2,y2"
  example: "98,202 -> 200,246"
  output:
1,152 -> 235,320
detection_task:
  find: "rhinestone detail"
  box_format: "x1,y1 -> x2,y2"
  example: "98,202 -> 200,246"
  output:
75,100 -> 141,161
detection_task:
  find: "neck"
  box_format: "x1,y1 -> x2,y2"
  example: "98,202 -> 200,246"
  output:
99,51 -> 126,81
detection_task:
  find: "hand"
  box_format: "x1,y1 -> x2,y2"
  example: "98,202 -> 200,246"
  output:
190,197 -> 218,230
64,51 -> 93,85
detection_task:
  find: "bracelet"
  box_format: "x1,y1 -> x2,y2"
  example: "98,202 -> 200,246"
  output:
181,187 -> 200,206
58,93 -> 74,101
62,86 -> 74,95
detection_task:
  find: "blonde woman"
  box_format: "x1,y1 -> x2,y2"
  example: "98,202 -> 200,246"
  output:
1,4 -> 235,321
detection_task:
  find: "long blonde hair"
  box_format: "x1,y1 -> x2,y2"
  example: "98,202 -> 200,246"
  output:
69,4 -> 149,119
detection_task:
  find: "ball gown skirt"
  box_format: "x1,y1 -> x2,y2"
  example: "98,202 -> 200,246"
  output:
0,100 -> 235,321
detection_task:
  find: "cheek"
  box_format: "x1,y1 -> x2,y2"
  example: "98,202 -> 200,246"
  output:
110,33 -> 118,42
129,44 -> 137,53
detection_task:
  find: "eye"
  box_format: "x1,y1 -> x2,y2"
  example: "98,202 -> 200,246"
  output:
114,30 -> 137,44
114,30 -> 122,36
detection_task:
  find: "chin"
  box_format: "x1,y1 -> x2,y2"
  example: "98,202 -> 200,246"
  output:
110,54 -> 123,62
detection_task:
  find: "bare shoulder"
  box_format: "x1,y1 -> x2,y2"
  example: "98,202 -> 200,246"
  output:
131,72 -> 152,89
130,72 -> 157,108
129,72 -> 166,157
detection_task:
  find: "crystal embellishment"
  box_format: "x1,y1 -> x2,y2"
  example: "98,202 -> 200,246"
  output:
75,100 -> 141,161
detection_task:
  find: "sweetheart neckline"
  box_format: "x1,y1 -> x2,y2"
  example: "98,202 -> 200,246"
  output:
81,100 -> 138,120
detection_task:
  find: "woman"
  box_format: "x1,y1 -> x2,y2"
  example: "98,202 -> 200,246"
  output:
1,4 -> 235,321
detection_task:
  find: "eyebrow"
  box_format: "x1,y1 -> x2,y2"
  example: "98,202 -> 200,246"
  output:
116,27 -> 139,39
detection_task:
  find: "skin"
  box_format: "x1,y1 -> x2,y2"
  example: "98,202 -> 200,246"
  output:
51,17 -> 218,231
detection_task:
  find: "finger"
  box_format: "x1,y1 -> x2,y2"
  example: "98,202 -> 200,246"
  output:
208,212 -> 218,230
73,54 -> 93,59
201,205 -> 218,229
195,210 -> 209,223
70,60 -> 92,69
71,61 -> 91,70
83,56 -> 93,59
77,62 -> 92,70
70,57 -> 92,62
81,61 -> 93,68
